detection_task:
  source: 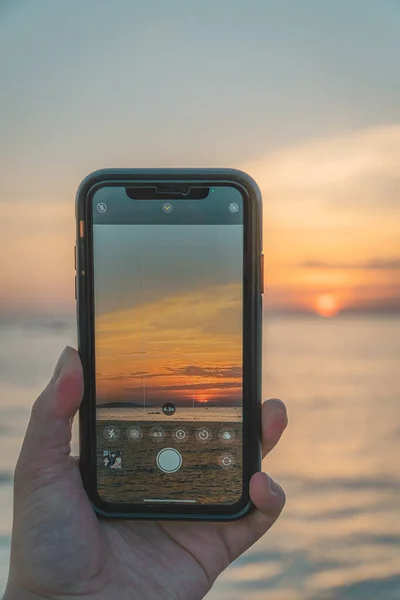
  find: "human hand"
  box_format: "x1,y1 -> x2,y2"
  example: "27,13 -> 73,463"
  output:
5,347 -> 287,600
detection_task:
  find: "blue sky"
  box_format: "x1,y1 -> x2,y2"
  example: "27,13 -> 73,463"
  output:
1,0 -> 399,181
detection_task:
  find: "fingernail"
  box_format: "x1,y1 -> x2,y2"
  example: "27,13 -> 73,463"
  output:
269,400 -> 288,426
268,475 -> 280,496
53,346 -> 70,382
268,398 -> 286,408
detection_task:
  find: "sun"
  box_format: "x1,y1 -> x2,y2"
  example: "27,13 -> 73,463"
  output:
314,294 -> 340,318
196,395 -> 210,403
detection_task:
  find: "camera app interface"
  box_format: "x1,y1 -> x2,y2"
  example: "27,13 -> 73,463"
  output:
92,186 -> 244,506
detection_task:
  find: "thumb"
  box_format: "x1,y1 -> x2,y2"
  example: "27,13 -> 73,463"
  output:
15,346 -> 83,488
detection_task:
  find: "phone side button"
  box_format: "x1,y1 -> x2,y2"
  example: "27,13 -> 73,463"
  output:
74,275 -> 77,300
260,253 -> 264,294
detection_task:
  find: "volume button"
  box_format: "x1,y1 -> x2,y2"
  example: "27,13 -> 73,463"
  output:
260,253 -> 264,294
74,245 -> 77,270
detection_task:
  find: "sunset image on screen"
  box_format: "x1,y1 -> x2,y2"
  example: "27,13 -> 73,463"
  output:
93,224 -> 243,422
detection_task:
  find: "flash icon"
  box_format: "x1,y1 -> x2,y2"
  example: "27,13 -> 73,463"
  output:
96,202 -> 107,213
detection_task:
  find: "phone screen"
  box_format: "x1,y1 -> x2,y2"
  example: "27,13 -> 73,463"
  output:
91,185 -> 244,507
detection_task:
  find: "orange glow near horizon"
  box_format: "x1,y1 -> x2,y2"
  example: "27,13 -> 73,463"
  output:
0,126 -> 399,318
314,294 -> 340,318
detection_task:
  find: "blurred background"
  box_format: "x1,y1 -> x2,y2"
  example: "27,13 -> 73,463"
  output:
0,1 -> 399,598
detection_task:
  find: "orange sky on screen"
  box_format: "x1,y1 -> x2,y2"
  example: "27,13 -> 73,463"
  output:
95,283 -> 242,403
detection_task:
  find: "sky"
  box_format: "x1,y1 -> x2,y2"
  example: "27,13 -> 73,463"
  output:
0,0 -> 399,318
94,225 -> 242,405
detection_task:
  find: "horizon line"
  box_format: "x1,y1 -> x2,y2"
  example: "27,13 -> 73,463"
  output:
1,306 -> 400,326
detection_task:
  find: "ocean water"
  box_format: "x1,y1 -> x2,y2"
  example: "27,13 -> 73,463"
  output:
0,316 -> 399,599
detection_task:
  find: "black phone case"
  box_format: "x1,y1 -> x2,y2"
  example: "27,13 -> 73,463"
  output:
76,168 -> 263,521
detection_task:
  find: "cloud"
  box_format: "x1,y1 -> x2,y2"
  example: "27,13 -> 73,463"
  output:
100,366 -> 243,382
123,382 -> 241,393
241,123 -> 400,230
243,123 -> 400,196
169,365 -> 242,379
302,258 -> 400,271
99,371 -> 164,381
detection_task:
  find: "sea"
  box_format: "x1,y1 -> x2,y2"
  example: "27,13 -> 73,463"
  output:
0,316 -> 399,599
97,406 -> 242,421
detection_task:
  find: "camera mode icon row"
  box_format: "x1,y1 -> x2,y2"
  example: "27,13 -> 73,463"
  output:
102,425 -> 235,444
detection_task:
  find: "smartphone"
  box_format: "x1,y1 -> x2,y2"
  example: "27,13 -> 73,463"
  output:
76,169 -> 263,520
